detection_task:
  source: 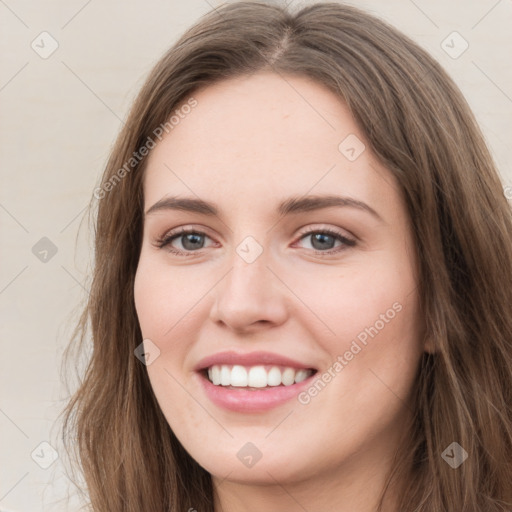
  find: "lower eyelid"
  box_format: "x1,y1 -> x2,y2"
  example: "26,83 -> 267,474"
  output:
155,228 -> 355,254
297,228 -> 355,244
157,231 -> 214,250
294,234 -> 355,254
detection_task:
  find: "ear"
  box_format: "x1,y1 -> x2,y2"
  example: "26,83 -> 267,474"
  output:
423,336 -> 436,354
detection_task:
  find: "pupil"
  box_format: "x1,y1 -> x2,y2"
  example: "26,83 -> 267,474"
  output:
183,233 -> 203,250
312,233 -> 334,250
180,233 -> 335,251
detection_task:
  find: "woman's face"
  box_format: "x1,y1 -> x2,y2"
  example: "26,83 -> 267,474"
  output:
134,72 -> 426,488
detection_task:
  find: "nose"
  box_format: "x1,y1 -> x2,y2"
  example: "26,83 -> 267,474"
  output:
209,247 -> 289,333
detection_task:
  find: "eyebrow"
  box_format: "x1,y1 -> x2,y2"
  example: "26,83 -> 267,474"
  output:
145,194 -> 383,221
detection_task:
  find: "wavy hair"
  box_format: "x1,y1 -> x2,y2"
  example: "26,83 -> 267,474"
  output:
61,2 -> 512,510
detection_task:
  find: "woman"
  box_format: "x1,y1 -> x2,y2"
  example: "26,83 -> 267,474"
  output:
62,2 -> 512,511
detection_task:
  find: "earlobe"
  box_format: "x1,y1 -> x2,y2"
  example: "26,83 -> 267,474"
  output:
423,336 -> 436,354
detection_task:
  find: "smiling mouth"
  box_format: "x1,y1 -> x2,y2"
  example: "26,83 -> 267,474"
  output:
203,364 -> 317,389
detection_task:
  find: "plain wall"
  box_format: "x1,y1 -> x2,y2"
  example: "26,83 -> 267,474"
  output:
1,0 -> 511,510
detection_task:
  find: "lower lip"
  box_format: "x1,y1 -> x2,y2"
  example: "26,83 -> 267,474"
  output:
197,372 -> 316,412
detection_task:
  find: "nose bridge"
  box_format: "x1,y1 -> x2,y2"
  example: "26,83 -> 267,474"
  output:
210,235 -> 288,330
223,237 -> 273,301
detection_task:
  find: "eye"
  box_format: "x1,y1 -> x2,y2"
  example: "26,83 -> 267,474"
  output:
294,227 -> 356,255
155,228 -> 216,256
154,226 -> 356,257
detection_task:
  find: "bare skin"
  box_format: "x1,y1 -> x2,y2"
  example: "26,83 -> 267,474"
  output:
134,72 -> 428,512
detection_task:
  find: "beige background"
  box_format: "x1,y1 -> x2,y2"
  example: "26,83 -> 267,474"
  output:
1,0 -> 511,510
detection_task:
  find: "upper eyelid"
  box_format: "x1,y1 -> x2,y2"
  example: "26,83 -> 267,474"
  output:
157,225 -> 216,242
156,225 -> 356,249
157,223 -> 354,240
296,224 -> 355,239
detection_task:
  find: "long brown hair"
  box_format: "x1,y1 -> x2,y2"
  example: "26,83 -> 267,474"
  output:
61,2 -> 512,510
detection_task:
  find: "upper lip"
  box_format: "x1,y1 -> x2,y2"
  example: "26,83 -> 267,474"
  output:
195,351 -> 317,371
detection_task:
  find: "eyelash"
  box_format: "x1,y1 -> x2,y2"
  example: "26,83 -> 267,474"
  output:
154,226 -> 356,257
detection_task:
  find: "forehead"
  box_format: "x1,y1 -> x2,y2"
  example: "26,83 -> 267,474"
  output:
143,72 -> 401,220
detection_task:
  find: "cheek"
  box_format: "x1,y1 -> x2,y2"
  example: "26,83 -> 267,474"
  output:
301,253 -> 423,415
134,259 -> 216,428
134,255 -> 206,339
293,251 -> 419,353
134,264 -> 165,338
320,281 -> 422,414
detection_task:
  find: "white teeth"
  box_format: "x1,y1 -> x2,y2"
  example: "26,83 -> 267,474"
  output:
281,367 -> 296,386
294,369 -> 309,383
220,365 -> 231,386
205,364 -> 314,388
267,366 -> 282,386
211,365 -> 221,385
248,366 -> 267,388
231,365 -> 247,387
